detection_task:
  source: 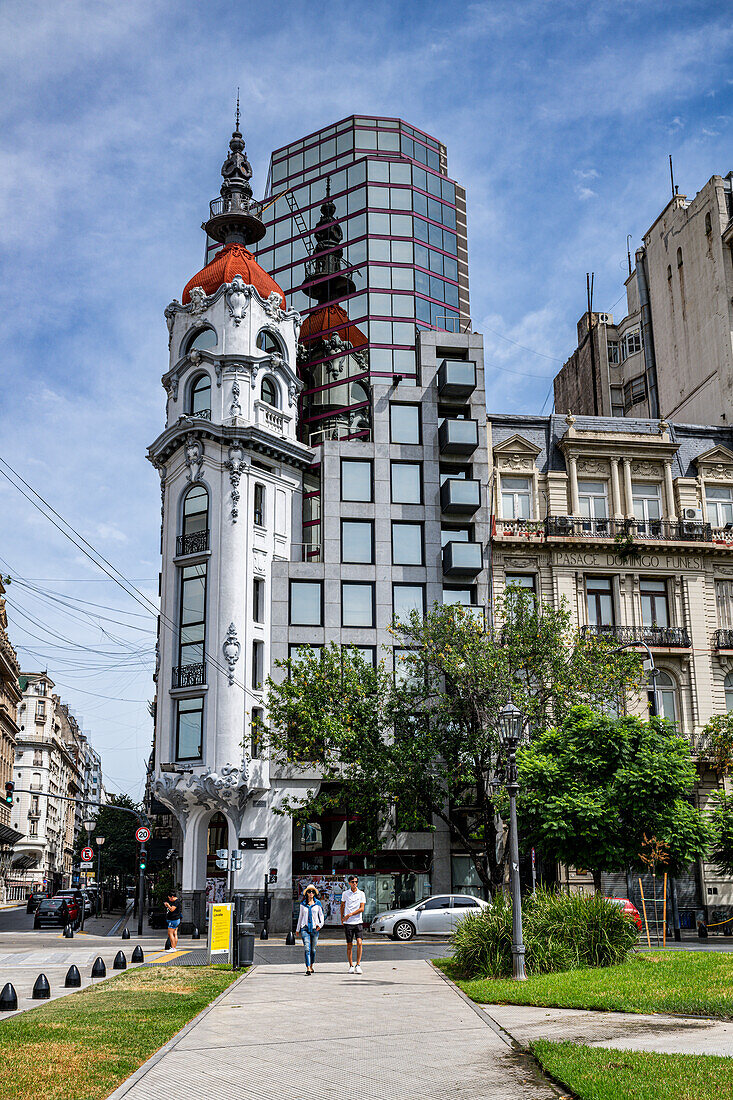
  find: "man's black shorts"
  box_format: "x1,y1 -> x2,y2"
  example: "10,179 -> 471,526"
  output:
344,922 -> 364,943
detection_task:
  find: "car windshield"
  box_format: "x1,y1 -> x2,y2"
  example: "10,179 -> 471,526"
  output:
41,900 -> 62,909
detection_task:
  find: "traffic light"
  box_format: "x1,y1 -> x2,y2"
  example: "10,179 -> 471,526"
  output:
4,781 -> 14,807
139,849 -> 147,872
269,867 -> 278,884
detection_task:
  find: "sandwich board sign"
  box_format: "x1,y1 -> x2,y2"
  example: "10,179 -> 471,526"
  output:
207,902 -> 233,964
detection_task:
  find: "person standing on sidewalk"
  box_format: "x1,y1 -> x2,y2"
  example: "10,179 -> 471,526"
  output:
340,874 -> 366,974
296,884 -> 324,975
163,890 -> 181,949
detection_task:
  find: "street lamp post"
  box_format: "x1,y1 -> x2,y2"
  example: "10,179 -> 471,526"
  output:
81,817 -> 96,932
95,837 -> 105,917
497,700 -> 527,982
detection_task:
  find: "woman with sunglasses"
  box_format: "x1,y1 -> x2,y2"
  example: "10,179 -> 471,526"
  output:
295,883 -> 324,975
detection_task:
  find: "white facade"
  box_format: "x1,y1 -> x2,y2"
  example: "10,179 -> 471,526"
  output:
149,266 -> 314,929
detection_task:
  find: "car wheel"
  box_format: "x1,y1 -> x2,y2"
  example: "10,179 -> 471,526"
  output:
392,920 -> 416,941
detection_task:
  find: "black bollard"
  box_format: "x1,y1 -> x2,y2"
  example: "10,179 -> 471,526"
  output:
0,983 -> 17,1011
32,974 -> 50,1000
113,951 -> 127,970
64,965 -> 81,988
131,946 -> 144,963
63,924 -> 74,938
260,925 -> 269,940
121,927 -> 130,940
91,957 -> 106,979
191,926 -> 200,940
285,930 -> 295,945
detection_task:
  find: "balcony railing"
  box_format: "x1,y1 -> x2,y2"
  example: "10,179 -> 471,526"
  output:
581,625 -> 691,648
190,408 -> 211,421
440,478 -> 481,515
176,529 -> 210,557
494,518 -> 545,540
495,516 -> 716,544
437,359 -> 476,398
713,629 -> 733,650
171,663 -> 207,689
291,542 -> 322,563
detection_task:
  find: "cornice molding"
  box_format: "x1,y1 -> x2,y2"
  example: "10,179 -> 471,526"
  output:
147,419 -> 314,471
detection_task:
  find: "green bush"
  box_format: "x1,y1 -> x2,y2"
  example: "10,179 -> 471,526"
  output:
450,889 -> 638,979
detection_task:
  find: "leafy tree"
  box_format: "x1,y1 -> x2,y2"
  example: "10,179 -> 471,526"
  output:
517,705 -> 711,891
74,794 -> 142,885
709,794 -> 733,876
697,712 -> 733,778
264,594 -> 641,895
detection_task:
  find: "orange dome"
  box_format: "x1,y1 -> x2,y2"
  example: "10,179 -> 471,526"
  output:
300,303 -> 367,349
182,243 -> 286,308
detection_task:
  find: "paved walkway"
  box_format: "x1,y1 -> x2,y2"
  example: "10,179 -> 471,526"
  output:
484,1002 -> 733,1057
108,960 -> 559,1099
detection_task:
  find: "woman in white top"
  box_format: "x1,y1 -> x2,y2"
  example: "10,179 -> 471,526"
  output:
295,884 -> 325,975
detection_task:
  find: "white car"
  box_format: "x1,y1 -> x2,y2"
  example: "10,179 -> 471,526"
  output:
372,893 -> 489,940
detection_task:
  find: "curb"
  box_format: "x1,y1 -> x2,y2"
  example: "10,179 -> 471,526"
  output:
104,966 -> 254,1100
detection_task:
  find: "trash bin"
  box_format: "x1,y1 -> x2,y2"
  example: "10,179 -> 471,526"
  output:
236,921 -> 255,968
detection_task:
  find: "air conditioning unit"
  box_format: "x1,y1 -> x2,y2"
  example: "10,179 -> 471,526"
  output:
683,507 -> 703,521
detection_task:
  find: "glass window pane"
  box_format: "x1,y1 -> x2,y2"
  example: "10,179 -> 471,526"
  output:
342,459 -> 372,501
390,404 -> 420,443
393,584 -> 425,621
177,698 -> 203,761
290,581 -> 322,625
342,582 -> 374,627
342,520 -> 373,564
392,522 -> 423,565
391,462 -> 422,503
442,588 -> 474,605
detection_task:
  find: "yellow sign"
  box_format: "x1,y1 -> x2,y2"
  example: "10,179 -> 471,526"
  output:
209,903 -> 232,955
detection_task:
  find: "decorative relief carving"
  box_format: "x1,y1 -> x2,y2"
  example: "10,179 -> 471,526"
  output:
188,286 -> 208,314
230,379 -> 242,418
702,463 -> 733,480
505,557 -> 539,569
225,444 -> 245,522
500,455 -> 533,471
577,458 -> 609,475
184,433 -> 204,483
631,461 -> 661,477
263,291 -> 284,322
225,274 -> 250,325
153,765 -> 250,822
252,549 -> 267,575
250,359 -> 261,389
222,623 -> 241,685
288,379 -> 297,408
189,349 -> 202,366
164,304 -> 177,348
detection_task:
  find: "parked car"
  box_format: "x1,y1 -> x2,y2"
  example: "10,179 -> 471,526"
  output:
56,889 -> 91,917
372,894 -> 490,940
605,896 -> 643,932
26,891 -> 47,914
34,896 -> 81,930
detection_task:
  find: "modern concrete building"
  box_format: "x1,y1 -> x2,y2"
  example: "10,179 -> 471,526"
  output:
488,411 -> 733,924
148,117 -> 489,931
554,172 -> 733,426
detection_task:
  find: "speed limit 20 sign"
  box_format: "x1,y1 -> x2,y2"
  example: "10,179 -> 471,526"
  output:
135,826 -> 151,844
81,846 -> 93,862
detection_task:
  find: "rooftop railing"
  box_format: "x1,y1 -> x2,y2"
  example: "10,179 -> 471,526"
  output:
581,624 -> 691,648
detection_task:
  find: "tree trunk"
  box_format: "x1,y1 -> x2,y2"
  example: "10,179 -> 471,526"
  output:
592,868 -> 603,895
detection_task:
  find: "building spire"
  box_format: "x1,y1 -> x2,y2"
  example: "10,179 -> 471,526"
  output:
203,116 -> 265,247
235,88 -> 240,133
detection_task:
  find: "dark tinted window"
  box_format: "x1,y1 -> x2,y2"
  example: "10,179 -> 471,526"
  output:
422,896 -> 451,910
452,897 -> 480,907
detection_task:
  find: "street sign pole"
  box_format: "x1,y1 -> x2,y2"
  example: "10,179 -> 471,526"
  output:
137,848 -> 146,938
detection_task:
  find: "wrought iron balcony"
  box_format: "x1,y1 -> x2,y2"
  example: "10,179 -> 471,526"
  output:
438,418 -> 478,455
437,359 -> 476,398
581,625 -> 691,648
442,540 -> 483,576
171,662 -> 207,689
190,408 -> 211,421
440,478 -> 480,515
494,518 -> 545,540
545,516 -> 712,542
176,530 -> 210,557
713,629 -> 733,651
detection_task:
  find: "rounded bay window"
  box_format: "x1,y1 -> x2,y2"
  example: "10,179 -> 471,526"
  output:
181,325 -> 217,357
188,373 -> 212,419
261,376 -> 280,408
178,485 -> 209,556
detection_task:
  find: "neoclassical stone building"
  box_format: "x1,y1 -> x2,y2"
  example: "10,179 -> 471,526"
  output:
489,412 -> 733,924
0,579 -> 22,896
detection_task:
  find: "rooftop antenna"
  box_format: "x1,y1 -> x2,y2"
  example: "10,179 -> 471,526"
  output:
669,154 -> 675,200
235,87 -> 240,132
626,234 -> 633,276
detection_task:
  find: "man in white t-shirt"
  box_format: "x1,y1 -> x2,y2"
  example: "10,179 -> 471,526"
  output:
340,874 -> 366,973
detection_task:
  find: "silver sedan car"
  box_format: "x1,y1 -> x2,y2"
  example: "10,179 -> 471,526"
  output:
372,893 -> 489,940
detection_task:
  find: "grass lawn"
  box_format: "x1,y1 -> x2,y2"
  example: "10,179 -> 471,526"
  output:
532,1040 -> 733,1100
0,964 -> 239,1100
435,951 -> 733,1018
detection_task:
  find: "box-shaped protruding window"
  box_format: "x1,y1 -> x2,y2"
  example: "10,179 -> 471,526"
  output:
437,359 -> 476,398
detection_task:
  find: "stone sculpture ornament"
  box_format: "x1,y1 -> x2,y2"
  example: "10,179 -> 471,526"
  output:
225,444 -> 246,522
222,623 -> 241,685
184,433 -> 204,483
188,286 -> 208,314
230,379 -> 242,418
225,274 -> 250,325
263,291 -> 283,322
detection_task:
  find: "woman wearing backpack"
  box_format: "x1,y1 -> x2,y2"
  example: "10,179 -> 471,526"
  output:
296,884 -> 324,975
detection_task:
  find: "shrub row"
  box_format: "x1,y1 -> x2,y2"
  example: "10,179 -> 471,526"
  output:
450,889 -> 638,979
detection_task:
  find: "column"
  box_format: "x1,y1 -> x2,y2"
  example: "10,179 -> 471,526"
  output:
494,468 -> 502,519
568,455 -> 580,516
532,467 -> 540,521
664,461 -> 677,521
622,458 -> 634,519
610,459 -> 622,519
698,475 -> 708,522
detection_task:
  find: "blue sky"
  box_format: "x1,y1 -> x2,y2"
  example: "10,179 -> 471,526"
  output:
0,0 -> 731,797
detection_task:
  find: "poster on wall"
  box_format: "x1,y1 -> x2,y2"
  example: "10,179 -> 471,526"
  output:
205,877 -> 226,904
294,875 -> 348,925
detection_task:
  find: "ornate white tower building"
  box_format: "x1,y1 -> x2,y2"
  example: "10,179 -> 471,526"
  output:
148,119 -> 312,930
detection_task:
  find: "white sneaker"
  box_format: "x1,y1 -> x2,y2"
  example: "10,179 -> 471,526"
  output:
348,964 -> 355,973
355,965 -> 362,974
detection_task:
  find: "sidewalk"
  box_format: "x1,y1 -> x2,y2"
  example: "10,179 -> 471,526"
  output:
108,959 -> 560,1099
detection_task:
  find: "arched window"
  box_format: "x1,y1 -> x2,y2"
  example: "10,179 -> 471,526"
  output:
256,329 -> 285,357
725,671 -> 733,711
178,485 -> 209,555
189,374 -> 211,418
261,377 -> 279,408
182,326 -> 217,356
648,670 -> 678,724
